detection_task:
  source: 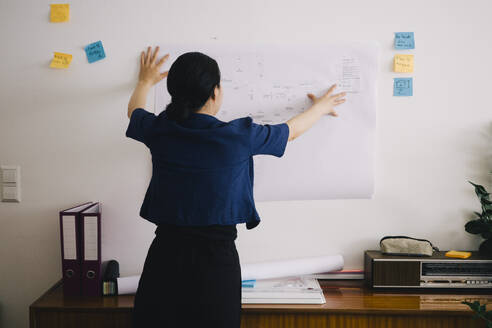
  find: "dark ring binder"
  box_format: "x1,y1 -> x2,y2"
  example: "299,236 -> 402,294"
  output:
80,203 -> 102,297
59,202 -> 94,297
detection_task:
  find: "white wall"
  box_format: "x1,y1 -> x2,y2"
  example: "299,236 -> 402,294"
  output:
1,0 -> 491,327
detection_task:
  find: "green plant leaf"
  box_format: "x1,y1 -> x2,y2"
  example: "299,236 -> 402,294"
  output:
467,300 -> 481,311
482,198 -> 492,214
482,231 -> 492,239
474,211 -> 484,219
479,239 -> 492,256
482,198 -> 492,206
466,219 -> 488,234
463,300 -> 492,326
481,193 -> 492,200
469,181 -> 490,200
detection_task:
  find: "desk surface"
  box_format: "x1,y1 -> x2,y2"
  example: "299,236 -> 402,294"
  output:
31,279 -> 491,316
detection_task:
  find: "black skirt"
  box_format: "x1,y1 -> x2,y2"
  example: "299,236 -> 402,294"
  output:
132,223 -> 241,328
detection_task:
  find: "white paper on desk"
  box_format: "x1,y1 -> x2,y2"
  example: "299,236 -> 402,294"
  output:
241,255 -> 344,281
117,275 -> 140,295
242,276 -> 322,293
242,278 -> 326,304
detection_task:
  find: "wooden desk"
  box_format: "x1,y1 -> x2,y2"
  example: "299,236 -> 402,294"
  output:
30,280 -> 490,328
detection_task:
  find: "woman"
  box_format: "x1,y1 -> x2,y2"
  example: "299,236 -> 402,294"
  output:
127,46 -> 346,328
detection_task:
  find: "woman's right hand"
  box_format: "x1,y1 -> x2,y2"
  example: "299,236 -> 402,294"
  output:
307,84 -> 346,117
138,46 -> 170,86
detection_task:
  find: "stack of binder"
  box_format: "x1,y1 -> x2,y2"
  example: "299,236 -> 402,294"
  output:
241,276 -> 326,304
59,202 -> 102,297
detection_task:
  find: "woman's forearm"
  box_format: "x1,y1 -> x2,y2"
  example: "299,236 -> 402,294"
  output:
128,81 -> 152,118
286,104 -> 325,141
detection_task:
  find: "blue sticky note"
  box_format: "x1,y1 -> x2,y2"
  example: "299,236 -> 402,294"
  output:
84,41 -> 106,63
394,32 -> 415,50
393,78 -> 413,96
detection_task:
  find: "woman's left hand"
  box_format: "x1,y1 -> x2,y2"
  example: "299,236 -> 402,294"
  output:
138,46 -> 169,86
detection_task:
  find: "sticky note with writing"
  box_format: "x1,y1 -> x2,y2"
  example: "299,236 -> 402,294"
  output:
394,32 -> 415,49
393,78 -> 413,96
50,4 -> 70,23
394,54 -> 414,73
50,52 -> 72,69
84,41 -> 106,63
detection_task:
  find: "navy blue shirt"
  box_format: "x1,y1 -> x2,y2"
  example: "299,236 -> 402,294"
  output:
126,108 -> 289,230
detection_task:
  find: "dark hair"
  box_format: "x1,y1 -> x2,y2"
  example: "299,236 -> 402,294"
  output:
163,52 -> 221,123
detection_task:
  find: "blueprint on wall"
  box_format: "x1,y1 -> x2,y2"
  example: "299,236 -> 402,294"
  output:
155,42 -> 379,201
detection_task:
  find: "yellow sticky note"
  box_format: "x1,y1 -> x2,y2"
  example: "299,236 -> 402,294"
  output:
50,52 -> 72,69
50,4 -> 70,23
394,54 -> 414,73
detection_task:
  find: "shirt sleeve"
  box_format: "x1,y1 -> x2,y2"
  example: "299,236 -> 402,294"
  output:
249,119 -> 290,157
125,108 -> 156,145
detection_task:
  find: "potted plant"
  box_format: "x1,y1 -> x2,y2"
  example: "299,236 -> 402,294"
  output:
464,181 -> 492,255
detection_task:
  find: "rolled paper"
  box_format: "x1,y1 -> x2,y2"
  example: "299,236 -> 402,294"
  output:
240,255 -> 344,281
116,254 -> 344,295
117,275 -> 141,295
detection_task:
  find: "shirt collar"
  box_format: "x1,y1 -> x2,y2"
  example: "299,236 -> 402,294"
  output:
189,112 -> 219,120
181,112 -> 223,129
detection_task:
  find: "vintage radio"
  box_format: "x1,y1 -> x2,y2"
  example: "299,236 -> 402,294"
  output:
364,250 -> 492,289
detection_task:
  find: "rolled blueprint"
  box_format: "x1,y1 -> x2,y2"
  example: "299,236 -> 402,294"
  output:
240,255 -> 344,281
117,275 -> 140,295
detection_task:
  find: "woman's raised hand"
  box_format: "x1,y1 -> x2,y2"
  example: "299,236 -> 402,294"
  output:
138,46 -> 170,86
307,84 -> 346,117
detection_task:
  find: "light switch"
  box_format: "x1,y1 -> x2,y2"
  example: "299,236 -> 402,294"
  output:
1,165 -> 21,203
1,166 -> 20,184
2,185 -> 20,202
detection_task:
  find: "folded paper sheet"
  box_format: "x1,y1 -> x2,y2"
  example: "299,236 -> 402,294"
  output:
116,254 -> 344,295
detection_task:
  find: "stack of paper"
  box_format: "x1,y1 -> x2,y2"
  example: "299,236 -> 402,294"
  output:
241,276 -> 325,304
